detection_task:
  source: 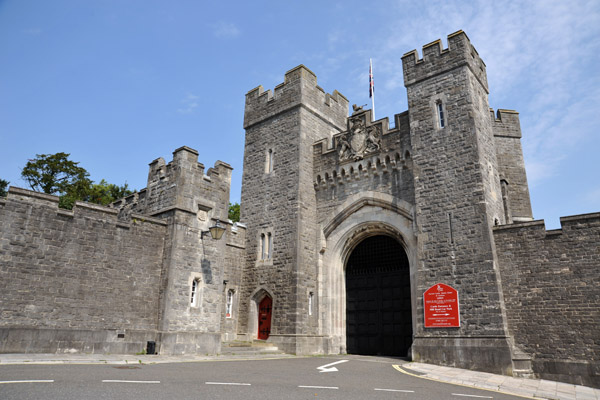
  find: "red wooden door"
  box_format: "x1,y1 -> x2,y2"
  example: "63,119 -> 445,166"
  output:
258,296 -> 272,340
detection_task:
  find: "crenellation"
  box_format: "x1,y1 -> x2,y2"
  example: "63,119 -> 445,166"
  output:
1,31 -> 597,388
402,30 -> 488,92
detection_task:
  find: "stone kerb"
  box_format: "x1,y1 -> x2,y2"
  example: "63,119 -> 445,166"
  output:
402,30 -> 488,92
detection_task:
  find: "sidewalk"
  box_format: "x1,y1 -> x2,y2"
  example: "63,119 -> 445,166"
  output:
0,351 -> 296,365
401,362 -> 600,400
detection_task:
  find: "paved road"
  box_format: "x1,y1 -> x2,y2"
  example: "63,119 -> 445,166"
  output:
0,356 -> 531,399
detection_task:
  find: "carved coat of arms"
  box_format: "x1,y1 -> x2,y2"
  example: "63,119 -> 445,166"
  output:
338,116 -> 382,161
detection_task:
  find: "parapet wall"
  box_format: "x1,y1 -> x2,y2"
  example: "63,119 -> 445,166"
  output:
0,187 -> 167,353
491,108 -> 533,221
244,65 -> 348,131
402,30 -> 488,92
493,213 -> 600,387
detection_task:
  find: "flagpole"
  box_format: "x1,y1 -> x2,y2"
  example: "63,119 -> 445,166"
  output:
369,58 -> 375,121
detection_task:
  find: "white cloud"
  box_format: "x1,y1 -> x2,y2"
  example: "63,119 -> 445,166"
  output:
177,93 -> 199,114
213,21 -> 240,38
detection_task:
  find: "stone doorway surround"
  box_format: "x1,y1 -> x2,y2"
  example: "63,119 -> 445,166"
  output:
318,192 -> 417,355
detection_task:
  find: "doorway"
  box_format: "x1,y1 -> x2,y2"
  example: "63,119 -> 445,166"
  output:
257,295 -> 272,340
345,235 -> 412,356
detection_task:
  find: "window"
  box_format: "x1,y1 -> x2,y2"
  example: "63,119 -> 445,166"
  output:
260,232 -> 273,260
436,101 -> 445,128
191,278 -> 201,307
266,149 -> 273,173
309,292 -> 314,316
226,289 -> 235,318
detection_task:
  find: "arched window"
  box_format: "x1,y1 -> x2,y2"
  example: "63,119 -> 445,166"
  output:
261,233 -> 266,260
267,232 -> 272,259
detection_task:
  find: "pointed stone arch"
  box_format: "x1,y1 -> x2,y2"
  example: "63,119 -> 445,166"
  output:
247,287 -> 275,340
318,192 -> 417,355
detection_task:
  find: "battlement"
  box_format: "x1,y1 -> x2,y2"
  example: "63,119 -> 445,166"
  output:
402,30 -> 488,92
114,146 -> 232,221
244,65 -> 348,130
490,108 -> 521,138
313,110 -> 412,192
493,212 -> 600,237
4,186 -> 166,227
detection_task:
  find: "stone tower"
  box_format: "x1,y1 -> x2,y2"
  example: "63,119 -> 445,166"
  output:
239,66 -> 348,353
401,31 -> 515,373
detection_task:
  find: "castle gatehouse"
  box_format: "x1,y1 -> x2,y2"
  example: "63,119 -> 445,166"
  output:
1,31 -> 598,388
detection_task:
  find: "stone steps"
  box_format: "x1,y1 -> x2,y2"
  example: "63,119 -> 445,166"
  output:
220,341 -> 283,356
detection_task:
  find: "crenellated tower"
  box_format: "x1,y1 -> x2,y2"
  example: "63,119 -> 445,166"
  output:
402,31 -> 516,374
239,65 -> 348,353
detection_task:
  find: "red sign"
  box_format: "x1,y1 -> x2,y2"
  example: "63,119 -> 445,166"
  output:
424,283 -> 460,328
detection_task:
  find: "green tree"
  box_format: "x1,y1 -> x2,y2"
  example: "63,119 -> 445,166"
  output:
21,153 -> 91,196
21,153 -> 133,209
0,179 -> 9,197
228,202 -> 240,223
85,179 -> 133,206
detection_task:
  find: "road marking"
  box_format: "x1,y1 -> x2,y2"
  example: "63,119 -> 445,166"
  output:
205,382 -> 251,386
102,380 -> 160,384
452,394 -> 493,399
375,388 -> 415,393
316,359 -> 349,373
0,380 -> 54,384
298,385 -> 339,390
392,365 -> 538,400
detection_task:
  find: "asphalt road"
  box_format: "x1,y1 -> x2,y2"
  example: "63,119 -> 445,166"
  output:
0,356 -> 529,400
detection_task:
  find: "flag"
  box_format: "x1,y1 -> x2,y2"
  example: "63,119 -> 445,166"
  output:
369,59 -> 374,98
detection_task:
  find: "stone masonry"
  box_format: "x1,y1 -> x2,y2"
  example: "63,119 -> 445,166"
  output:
0,30 -> 597,388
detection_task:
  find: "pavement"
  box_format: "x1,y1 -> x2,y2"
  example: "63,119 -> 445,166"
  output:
0,352 -> 598,400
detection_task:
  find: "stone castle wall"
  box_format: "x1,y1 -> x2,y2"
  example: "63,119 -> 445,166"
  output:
312,110 -> 415,223
494,213 -> 600,387
0,187 -> 167,353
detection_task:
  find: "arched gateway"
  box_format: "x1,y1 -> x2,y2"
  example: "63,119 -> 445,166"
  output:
345,235 -> 412,356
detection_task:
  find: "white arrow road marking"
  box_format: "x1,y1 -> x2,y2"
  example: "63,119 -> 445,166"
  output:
375,388 -> 415,393
0,380 -> 54,384
452,394 -> 493,399
102,380 -> 160,384
316,359 -> 349,373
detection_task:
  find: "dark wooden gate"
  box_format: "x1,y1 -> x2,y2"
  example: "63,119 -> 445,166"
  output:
346,235 -> 412,356
258,296 -> 272,340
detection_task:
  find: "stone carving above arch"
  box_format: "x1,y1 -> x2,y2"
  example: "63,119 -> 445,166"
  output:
337,114 -> 383,162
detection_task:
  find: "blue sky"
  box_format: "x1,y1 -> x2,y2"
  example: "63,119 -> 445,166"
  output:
1,0 -> 598,229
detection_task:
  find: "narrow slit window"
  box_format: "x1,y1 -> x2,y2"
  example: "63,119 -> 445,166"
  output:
437,101 -> 445,128
266,149 -> 273,173
226,289 -> 234,318
261,233 -> 266,260
309,292 -> 314,316
267,232 -> 272,259
191,278 -> 201,307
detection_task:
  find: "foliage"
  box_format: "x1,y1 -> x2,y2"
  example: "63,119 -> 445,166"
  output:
228,202 -> 240,223
21,153 -> 91,195
0,179 -> 9,197
85,179 -> 133,206
20,153 -> 133,209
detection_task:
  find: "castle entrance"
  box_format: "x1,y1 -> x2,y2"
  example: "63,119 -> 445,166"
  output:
345,235 -> 412,356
